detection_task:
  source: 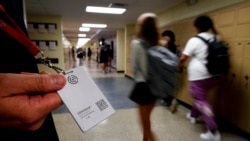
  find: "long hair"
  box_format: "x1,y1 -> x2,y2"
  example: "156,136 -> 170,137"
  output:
194,15 -> 218,34
135,13 -> 160,46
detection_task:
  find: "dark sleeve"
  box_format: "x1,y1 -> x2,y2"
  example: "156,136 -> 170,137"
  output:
0,1 -> 59,141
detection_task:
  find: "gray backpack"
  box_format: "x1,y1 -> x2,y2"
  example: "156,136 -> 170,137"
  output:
138,39 -> 180,98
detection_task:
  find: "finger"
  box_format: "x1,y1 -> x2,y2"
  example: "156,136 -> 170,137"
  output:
0,73 -> 66,95
0,92 -> 63,131
21,72 -> 48,75
39,71 -> 49,74
28,92 -> 63,114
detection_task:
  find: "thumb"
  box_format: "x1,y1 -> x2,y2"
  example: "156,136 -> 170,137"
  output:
0,73 -> 66,95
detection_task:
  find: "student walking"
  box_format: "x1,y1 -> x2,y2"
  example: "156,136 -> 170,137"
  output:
129,12 -> 161,141
87,47 -> 92,61
99,42 -> 109,73
178,15 -> 221,141
160,30 -> 180,113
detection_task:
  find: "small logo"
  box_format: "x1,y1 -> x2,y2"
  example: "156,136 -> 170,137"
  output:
67,75 -> 78,84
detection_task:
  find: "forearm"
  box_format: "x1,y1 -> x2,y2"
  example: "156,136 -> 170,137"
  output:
178,54 -> 188,72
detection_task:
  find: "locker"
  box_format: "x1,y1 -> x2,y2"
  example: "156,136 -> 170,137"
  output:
237,5 -> 250,24
216,58 -> 243,124
243,41 -> 250,58
228,41 -> 244,59
235,57 -> 250,132
175,66 -> 193,105
217,10 -> 236,27
236,23 -> 250,40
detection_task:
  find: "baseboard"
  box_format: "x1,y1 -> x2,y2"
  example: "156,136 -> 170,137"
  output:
117,70 -> 124,73
125,74 -> 133,79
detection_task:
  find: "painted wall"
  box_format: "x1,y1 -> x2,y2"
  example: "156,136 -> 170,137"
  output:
116,29 -> 125,72
27,15 -> 65,74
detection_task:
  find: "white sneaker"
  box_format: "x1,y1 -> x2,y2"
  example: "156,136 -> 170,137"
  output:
200,130 -> 221,141
186,112 -> 196,124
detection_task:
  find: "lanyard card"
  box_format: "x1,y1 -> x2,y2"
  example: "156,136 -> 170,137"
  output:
57,66 -> 115,132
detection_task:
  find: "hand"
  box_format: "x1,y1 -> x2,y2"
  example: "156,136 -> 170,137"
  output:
178,66 -> 184,73
0,73 -> 66,131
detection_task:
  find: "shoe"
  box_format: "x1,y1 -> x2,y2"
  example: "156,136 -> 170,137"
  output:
186,112 -> 196,124
200,130 -> 221,141
161,100 -> 171,106
169,99 -> 178,113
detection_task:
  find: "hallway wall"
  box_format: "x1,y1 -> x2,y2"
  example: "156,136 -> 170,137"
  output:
27,15 -> 65,74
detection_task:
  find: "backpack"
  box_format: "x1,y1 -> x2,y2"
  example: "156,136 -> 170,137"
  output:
138,39 -> 180,98
100,44 -> 109,56
195,35 -> 230,75
148,46 -> 180,98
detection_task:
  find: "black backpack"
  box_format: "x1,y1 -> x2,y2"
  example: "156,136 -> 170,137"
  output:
195,35 -> 230,75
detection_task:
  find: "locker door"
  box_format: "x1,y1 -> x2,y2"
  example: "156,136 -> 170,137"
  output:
216,9 -> 236,41
238,5 -> 250,24
235,56 -> 250,132
243,41 -> 250,57
234,41 -> 250,132
175,65 -> 193,105
228,41 -> 244,59
215,58 -> 243,124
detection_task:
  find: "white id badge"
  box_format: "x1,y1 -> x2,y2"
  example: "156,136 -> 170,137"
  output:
57,66 -> 115,132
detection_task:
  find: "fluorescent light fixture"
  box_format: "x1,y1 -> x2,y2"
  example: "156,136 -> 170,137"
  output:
82,23 -> 107,28
76,38 -> 90,47
78,34 -> 86,37
86,6 -> 126,14
79,27 -> 90,32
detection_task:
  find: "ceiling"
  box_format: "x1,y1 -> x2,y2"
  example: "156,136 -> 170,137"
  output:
25,0 -> 186,46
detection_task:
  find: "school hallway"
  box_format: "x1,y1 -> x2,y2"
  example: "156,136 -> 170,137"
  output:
52,59 -> 248,141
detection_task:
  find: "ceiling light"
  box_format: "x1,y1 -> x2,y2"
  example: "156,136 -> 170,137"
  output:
78,34 -> 86,37
76,38 -> 90,47
82,23 -> 107,28
79,27 -> 90,32
86,6 -> 126,14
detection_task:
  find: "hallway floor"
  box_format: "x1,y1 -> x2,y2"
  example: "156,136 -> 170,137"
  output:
53,59 -> 248,141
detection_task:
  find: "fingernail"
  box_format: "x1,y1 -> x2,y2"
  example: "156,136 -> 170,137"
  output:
54,75 -> 65,85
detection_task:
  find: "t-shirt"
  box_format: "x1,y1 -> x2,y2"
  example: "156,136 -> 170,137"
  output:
183,32 -> 215,81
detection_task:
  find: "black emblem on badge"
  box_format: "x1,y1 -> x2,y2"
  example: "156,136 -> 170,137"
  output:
67,75 -> 78,84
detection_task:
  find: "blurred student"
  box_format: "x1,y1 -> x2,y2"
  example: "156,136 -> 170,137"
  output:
87,47 -> 92,61
76,47 -> 85,66
161,30 -> 180,113
99,42 -> 109,73
161,30 -> 180,56
178,15 -> 221,141
130,12 -> 161,141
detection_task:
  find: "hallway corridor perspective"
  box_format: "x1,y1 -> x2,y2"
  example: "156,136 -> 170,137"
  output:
52,59 -> 248,141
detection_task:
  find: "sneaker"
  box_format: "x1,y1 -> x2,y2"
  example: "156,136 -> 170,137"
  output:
200,130 -> 221,141
186,112 -> 196,124
161,100 -> 171,106
169,99 -> 178,113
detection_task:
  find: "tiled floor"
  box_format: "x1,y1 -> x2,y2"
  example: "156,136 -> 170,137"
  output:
53,59 -> 248,141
